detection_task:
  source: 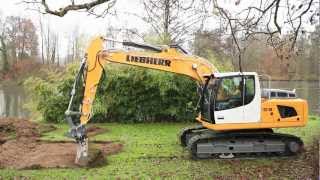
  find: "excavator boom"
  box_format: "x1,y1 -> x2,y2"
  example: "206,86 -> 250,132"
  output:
79,37 -> 216,125
65,36 -> 217,164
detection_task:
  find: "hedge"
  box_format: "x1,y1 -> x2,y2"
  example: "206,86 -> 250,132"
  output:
24,63 -> 199,123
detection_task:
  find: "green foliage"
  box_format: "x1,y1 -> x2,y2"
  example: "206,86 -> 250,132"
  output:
96,65 -> 198,123
24,63 -> 198,123
24,64 -> 79,123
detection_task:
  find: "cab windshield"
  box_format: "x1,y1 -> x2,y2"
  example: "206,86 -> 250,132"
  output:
215,76 -> 243,111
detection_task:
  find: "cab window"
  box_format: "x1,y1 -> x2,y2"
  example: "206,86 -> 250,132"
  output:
215,76 -> 243,111
215,75 -> 255,111
244,76 -> 255,105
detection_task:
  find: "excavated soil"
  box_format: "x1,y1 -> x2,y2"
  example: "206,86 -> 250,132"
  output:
0,118 -> 122,169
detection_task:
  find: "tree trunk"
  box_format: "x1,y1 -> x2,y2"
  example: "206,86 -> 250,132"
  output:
50,37 -> 56,64
163,0 -> 170,43
39,16 -> 45,64
0,36 -> 9,72
10,42 -> 17,64
20,32 -> 25,61
56,35 -> 59,66
50,46 -> 56,64
46,25 -> 50,64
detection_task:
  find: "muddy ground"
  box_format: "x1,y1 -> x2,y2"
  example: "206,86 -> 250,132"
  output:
0,118 -> 122,169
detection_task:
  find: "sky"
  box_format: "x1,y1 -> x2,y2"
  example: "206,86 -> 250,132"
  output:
0,0 -> 240,41
0,0 -> 150,58
0,0 -> 315,59
0,0 -> 217,59
0,0 -> 146,36
0,0 -> 258,61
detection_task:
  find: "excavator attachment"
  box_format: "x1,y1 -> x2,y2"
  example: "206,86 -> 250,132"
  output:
66,115 -> 92,166
75,137 -> 89,166
64,59 -> 94,166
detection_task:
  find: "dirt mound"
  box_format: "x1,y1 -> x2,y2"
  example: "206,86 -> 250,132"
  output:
0,118 -> 122,169
0,140 -> 122,169
0,118 -> 39,141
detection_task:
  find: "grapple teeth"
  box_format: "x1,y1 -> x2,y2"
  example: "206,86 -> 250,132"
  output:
75,137 -> 89,166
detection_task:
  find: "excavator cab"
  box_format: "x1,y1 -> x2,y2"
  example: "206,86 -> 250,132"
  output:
200,72 -> 261,124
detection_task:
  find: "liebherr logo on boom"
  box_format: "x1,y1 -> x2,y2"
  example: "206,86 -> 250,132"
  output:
126,55 -> 171,67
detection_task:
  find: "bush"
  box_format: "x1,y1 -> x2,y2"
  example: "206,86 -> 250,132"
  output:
24,63 -> 199,123
23,64 -> 78,122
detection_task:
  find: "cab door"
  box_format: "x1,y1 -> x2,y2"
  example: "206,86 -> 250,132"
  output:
214,76 -> 245,124
243,75 -> 261,123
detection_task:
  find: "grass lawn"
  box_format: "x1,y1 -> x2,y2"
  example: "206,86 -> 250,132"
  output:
0,117 -> 319,179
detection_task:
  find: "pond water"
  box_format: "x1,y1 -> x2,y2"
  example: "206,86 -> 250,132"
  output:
0,84 -> 29,118
0,80 -> 319,118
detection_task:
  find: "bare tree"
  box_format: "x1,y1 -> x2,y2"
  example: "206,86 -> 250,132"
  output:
5,16 -> 38,62
49,33 -> 59,64
55,35 -> 60,66
212,3 -> 246,71
39,14 -> 45,64
142,0 -> 211,44
71,27 -> 80,62
43,18 -> 50,64
16,18 -> 38,60
65,26 -> 87,63
0,16 -> 9,72
212,0 -> 319,71
38,16 -> 60,65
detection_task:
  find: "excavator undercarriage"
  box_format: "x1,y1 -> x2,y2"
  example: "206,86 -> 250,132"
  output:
179,125 -> 303,159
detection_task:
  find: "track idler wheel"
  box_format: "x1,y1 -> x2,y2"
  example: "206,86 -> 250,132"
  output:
179,125 -> 205,147
287,140 -> 304,154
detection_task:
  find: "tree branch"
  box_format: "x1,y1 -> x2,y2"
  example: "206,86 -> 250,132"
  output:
23,0 -> 114,17
274,0 -> 281,34
214,2 -> 243,72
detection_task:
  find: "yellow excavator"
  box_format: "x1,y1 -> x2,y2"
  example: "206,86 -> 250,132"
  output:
65,36 -> 308,164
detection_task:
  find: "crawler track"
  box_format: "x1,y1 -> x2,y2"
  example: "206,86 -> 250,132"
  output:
179,125 -> 303,159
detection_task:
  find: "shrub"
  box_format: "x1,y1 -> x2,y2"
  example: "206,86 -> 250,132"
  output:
24,64 -> 78,123
97,66 -> 198,123
24,63 -> 199,123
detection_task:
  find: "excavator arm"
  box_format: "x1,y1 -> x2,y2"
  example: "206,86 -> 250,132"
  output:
65,36 -> 217,164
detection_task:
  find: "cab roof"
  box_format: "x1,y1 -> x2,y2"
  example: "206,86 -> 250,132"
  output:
212,72 -> 258,78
